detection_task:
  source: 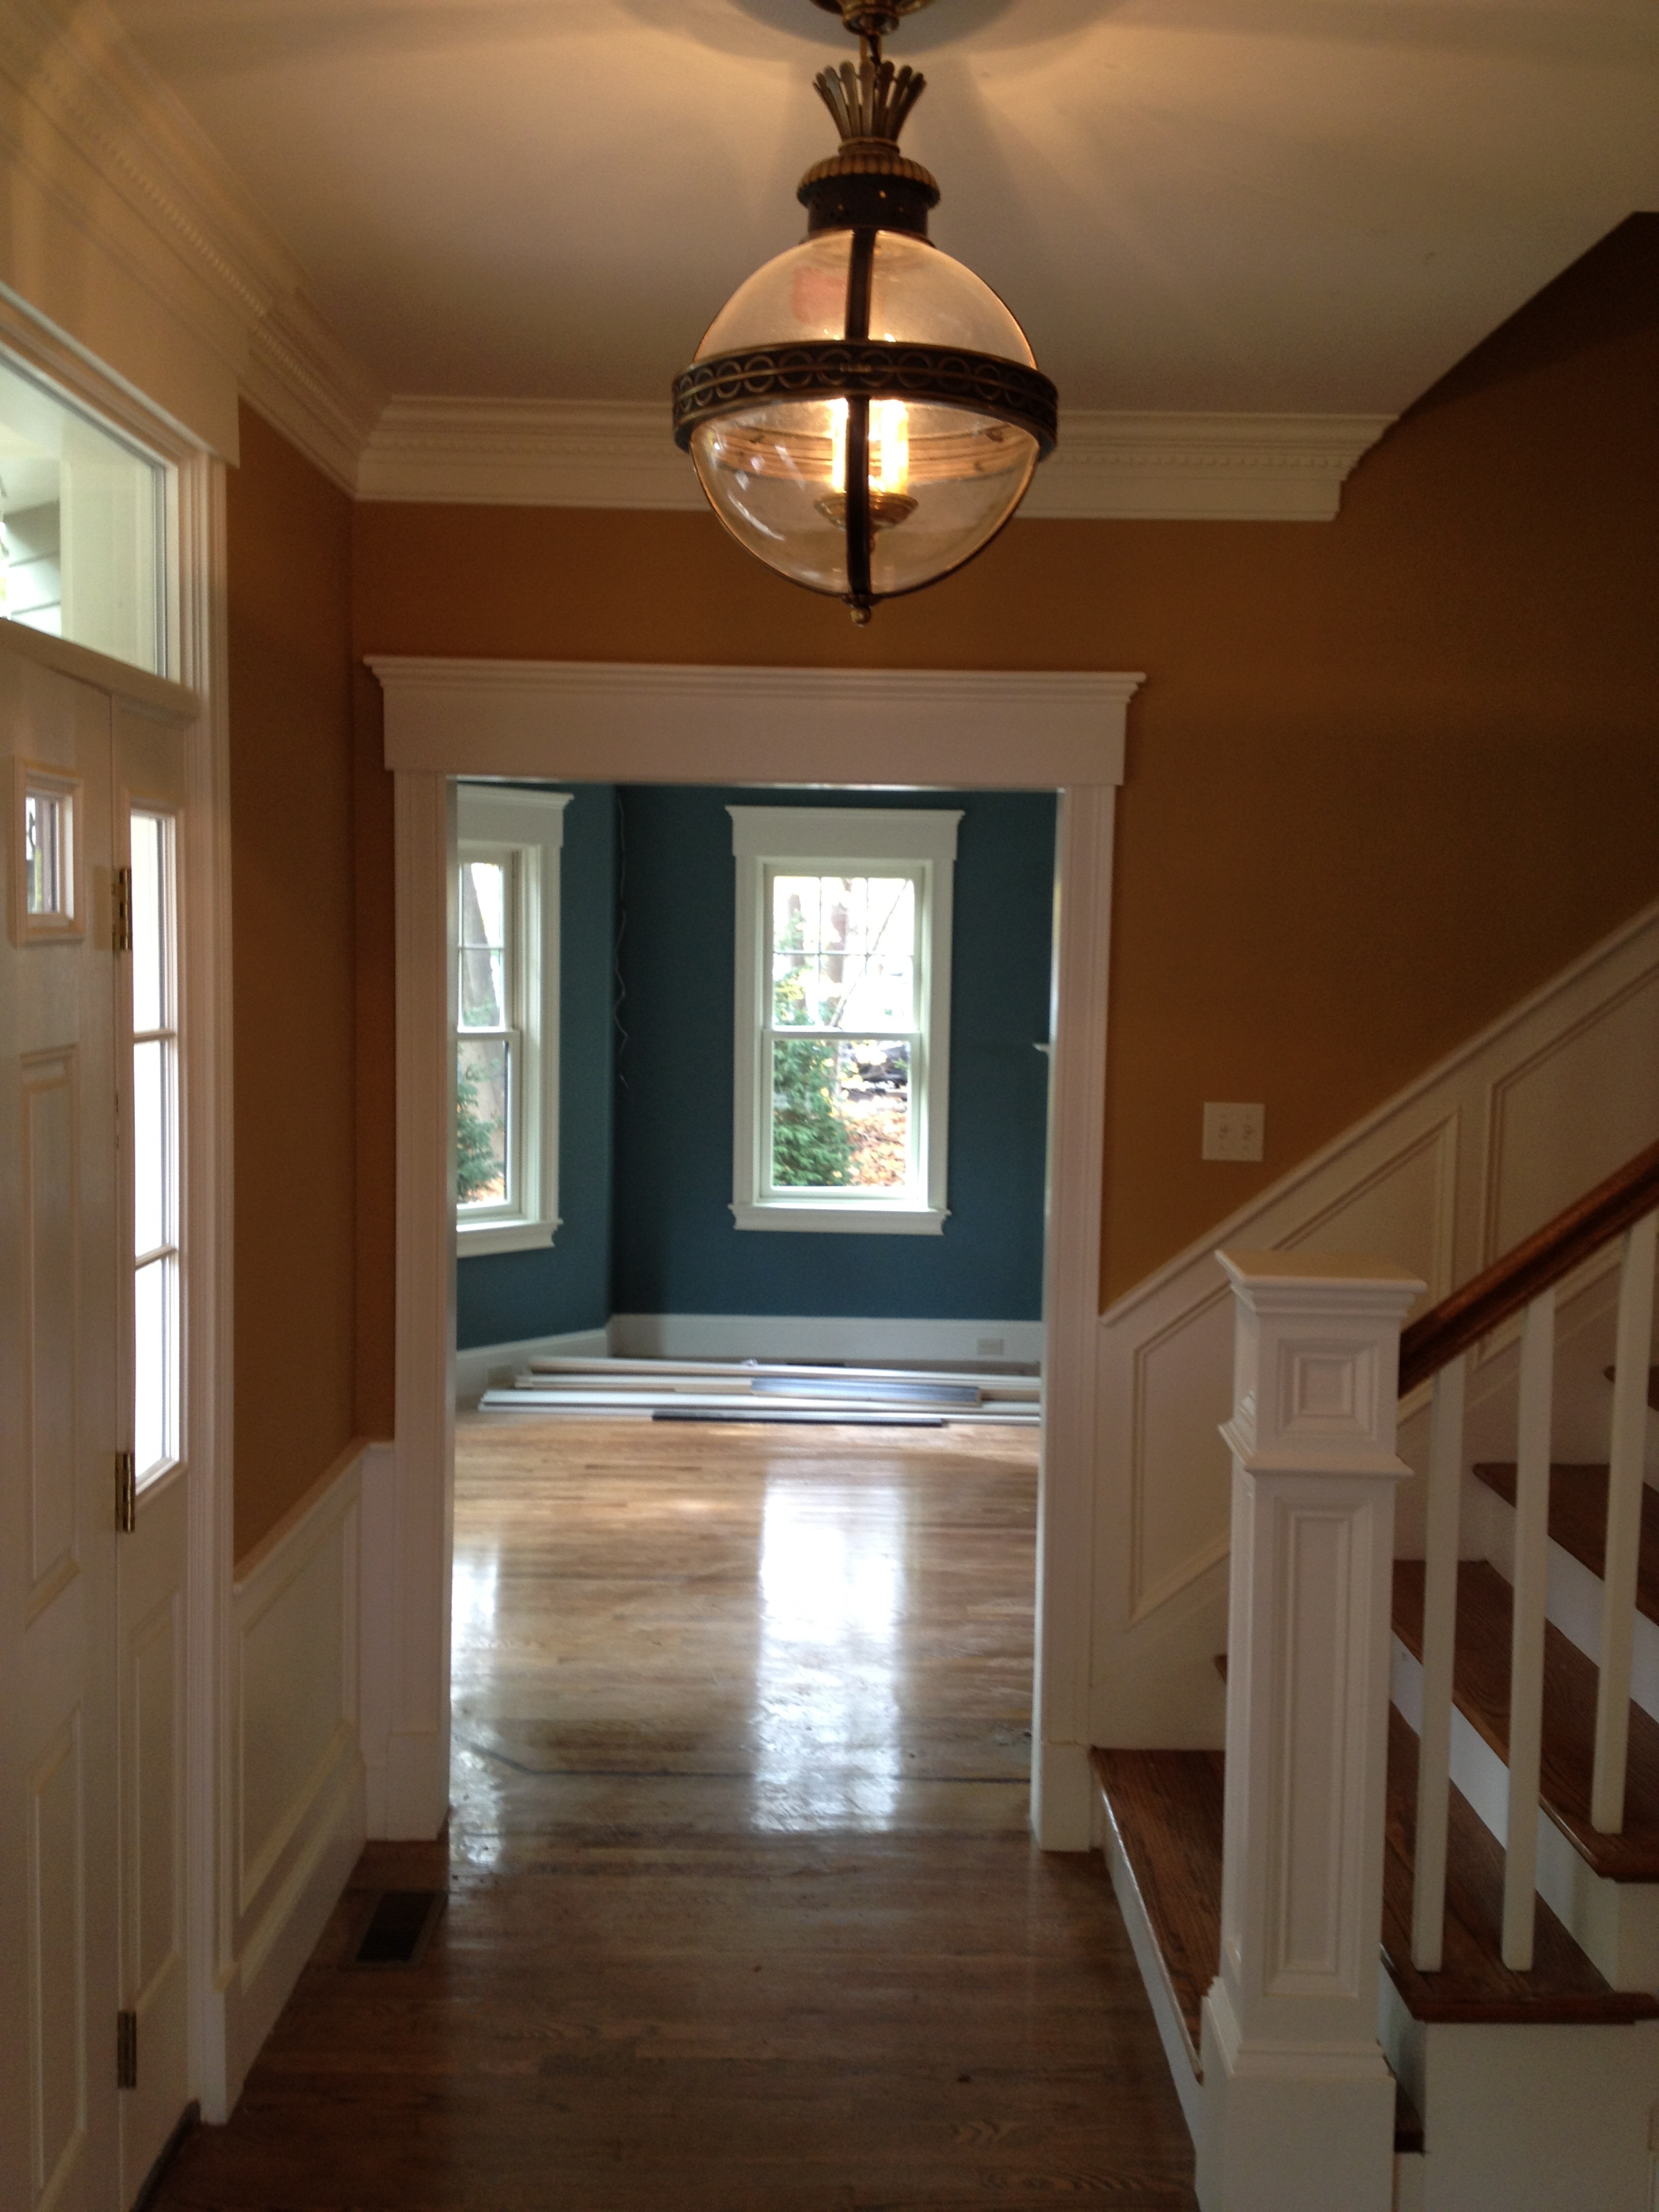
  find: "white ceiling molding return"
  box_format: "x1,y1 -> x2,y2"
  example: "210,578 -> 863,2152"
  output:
356,398 -> 1395,523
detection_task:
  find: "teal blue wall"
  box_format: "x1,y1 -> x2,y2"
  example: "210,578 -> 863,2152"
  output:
610,785 -> 1056,1322
457,781 -> 1056,1346
457,785 -> 616,1350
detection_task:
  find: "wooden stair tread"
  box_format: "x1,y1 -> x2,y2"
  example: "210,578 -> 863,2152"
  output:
1091,1747 -> 1222,2062
1092,1730 -> 1656,2053
1381,1707 -> 1657,2024
1393,1559 -> 1659,1881
1472,1460 -> 1659,1631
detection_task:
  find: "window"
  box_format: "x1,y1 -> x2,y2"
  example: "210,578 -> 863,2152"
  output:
455,785 -> 568,1255
12,764 -> 80,943
0,351 -> 169,676
729,806 -> 960,1233
129,808 -> 180,1484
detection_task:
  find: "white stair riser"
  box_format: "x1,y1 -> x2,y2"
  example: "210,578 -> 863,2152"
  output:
1392,1637 -> 1659,1990
1471,1477 -> 1659,1724
1378,1975 -> 1659,2212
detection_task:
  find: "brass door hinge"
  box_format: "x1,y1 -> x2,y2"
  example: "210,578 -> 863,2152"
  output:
117,2009 -> 137,2089
115,1451 -> 136,1534
111,865 -> 133,954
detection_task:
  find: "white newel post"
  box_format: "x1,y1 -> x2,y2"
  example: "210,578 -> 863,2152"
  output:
1197,1252 -> 1425,2212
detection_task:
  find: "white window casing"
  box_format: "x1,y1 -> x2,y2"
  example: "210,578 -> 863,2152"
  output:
729,804 -> 960,1235
455,784 -> 569,1256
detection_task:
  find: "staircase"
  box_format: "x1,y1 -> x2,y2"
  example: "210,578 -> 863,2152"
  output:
1093,1145 -> 1659,2212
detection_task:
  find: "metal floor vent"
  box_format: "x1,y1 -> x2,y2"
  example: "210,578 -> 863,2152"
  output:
350,1889 -> 445,1968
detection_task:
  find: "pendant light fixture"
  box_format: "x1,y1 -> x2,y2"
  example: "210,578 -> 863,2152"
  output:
672,0 -> 1057,625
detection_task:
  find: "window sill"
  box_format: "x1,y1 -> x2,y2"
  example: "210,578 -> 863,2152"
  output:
457,1217 -> 559,1257
731,1200 -> 948,1237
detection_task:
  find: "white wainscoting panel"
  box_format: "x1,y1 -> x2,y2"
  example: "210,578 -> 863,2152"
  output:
223,1446 -> 366,2104
1092,900 -> 1659,1748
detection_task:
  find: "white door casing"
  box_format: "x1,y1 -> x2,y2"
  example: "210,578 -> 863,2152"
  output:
371,659 -> 1139,1850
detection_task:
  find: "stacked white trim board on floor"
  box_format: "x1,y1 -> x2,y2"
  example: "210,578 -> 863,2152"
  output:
476,1355 -> 1042,1427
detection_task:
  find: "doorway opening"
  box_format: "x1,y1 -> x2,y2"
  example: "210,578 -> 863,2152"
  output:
375,655 -> 1138,1857
449,775 -> 1055,1846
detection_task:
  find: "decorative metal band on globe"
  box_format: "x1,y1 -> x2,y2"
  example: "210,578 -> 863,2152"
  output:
673,344 -> 1059,456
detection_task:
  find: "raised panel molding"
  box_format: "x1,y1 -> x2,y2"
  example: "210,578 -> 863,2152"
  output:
357,396 -> 1394,523
224,1443 -> 367,2107
1093,898 -> 1659,1748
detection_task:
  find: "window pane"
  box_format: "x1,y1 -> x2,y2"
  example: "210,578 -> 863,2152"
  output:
0,352 -> 165,676
771,874 -> 914,1029
134,1254 -> 174,1477
132,1038 -> 168,1256
458,860 -> 508,1027
458,946 -> 506,1029
459,859 -> 506,947
771,1038 -> 910,1191
24,789 -> 64,915
457,1036 -> 510,1206
130,812 -> 166,1032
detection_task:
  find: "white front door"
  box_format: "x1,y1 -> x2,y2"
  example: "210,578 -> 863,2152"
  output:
0,636 -> 121,2212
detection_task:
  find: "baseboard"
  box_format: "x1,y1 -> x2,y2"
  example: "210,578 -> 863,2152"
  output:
607,1312 -> 1044,1366
454,1324 -> 612,1406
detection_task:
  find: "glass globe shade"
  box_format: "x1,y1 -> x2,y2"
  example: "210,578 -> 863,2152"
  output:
686,230 -> 1042,604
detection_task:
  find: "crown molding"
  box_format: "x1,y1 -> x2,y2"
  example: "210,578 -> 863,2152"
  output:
243,290 -> 387,494
356,396 -> 1393,521
1025,410 -> 1394,522
0,0 -> 384,471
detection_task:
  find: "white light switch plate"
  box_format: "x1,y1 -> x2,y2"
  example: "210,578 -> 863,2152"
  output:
1203,1102 -> 1265,1163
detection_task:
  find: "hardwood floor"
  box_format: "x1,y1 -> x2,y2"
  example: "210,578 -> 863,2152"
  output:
155,1416 -> 1197,2209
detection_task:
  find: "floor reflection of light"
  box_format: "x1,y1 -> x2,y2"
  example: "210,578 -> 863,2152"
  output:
751,1471 -> 906,1831
451,1549 -> 507,1865
451,1548 -> 500,1646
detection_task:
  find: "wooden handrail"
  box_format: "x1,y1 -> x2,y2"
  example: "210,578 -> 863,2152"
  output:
1398,1138 -> 1659,1396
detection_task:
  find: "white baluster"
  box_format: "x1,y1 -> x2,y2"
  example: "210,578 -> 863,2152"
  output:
1591,1209 -> 1658,1832
1200,1250 -> 1423,2212
1502,1288 -> 1555,1971
1411,1352 -> 1466,1971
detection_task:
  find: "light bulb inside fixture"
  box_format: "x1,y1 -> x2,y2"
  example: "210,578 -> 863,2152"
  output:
828,396 -> 848,494
872,399 -> 909,497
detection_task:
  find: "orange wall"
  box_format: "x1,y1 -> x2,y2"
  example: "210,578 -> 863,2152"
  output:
226,405 -> 359,1557
348,218 -> 1659,1402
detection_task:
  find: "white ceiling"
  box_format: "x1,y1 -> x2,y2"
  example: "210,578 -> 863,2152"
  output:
114,0 -> 1659,414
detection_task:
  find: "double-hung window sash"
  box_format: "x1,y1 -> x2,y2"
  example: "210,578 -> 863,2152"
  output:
763,865 -> 923,1200
456,847 -> 521,1218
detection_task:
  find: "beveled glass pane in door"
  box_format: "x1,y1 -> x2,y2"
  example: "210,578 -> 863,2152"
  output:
131,1040 -> 168,1258
134,1254 -> 174,1478
129,811 -> 167,1033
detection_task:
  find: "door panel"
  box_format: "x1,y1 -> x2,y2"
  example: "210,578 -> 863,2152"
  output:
0,641 -> 119,2212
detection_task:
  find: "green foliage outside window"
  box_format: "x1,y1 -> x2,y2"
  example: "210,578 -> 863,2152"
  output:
456,1052 -> 499,1202
771,1034 -> 853,1188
